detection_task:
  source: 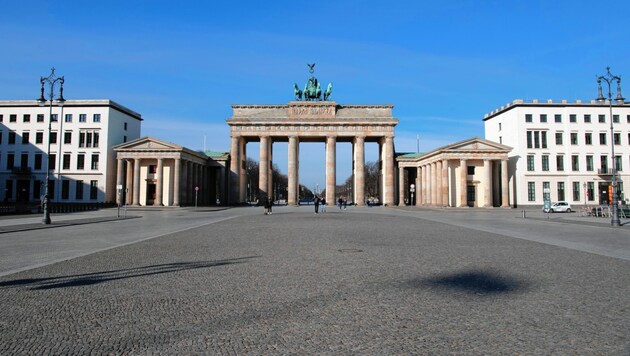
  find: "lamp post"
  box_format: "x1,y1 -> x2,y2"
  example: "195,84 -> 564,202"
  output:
37,67 -> 65,225
596,66 -> 624,226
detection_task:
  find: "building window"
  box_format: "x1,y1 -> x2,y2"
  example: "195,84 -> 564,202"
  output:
9,114 -> 17,122
556,155 -> 564,171
555,132 -> 563,145
615,156 -> 622,172
613,114 -> 620,123
584,114 -> 591,123
79,114 -> 86,123
5,180 -> 12,200
527,155 -> 535,171
64,114 -> 72,123
23,114 -> 30,123
21,132 -> 29,144
8,131 -> 15,144
91,154 -> 99,170
499,136 -> 502,144
124,122 -> 128,131
557,182 -> 565,201
0,132 -> 2,144
36,132 -> 43,144
123,135 -> 127,143
37,114 -> 44,122
526,130 -> 547,149
93,114 -> 101,123
569,114 -> 577,123
76,180 -> 84,200
542,155 -> 549,171
599,133 -> 607,145
528,182 -> 536,201
0,114 -> 3,122
525,114 -> 532,123
586,155 -> 593,171
34,154 -> 42,170
614,133 -> 621,145
570,132 -> 578,145
51,114 -> 58,122
540,114 -> 547,123
585,133 -> 592,145
93,132 -> 99,148
49,132 -> 57,144
571,155 -> 579,171
48,154 -> 56,171
600,155 -> 608,171
627,115 -> 630,123
7,153 -> 14,170
554,114 -> 562,123
90,180 -> 98,199
64,132 -> 72,144
33,180 -> 41,200
572,182 -> 580,202
62,154 -> 71,170
77,154 -> 85,170
61,180 -> 70,200
20,153 -> 28,169
598,114 -> 605,123
149,165 -> 157,174
79,132 -> 85,147
48,179 -> 55,198
467,166 -> 475,175
587,182 -> 595,201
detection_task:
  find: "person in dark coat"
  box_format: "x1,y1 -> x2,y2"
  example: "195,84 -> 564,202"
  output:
314,195 -> 321,214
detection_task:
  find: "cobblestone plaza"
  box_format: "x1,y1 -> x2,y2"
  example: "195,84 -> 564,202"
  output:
0,207 -> 628,354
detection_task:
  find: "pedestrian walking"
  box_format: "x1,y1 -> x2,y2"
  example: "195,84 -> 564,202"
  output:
262,195 -> 270,215
266,196 -> 273,215
314,195 -> 321,214
321,198 -> 327,212
338,197 -> 343,210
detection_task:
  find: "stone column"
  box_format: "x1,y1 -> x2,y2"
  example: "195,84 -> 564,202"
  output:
267,139 -> 273,201
133,158 -> 141,206
383,136 -> 395,206
288,136 -> 299,205
116,159 -> 124,205
187,161 -> 194,205
484,159 -> 492,207
354,136 -> 366,206
259,136 -> 269,199
421,165 -> 426,205
155,158 -> 164,206
173,158 -> 181,206
415,168 -> 420,206
501,159 -> 509,208
436,160 -> 443,206
239,139 -> 247,203
125,160 -> 133,205
326,136 -> 336,204
442,159 -> 449,207
459,159 -> 467,207
422,164 -> 428,205
398,167 -> 406,206
229,135 -> 241,205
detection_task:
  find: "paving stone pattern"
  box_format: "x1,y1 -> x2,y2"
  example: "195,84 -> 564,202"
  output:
0,210 -> 628,354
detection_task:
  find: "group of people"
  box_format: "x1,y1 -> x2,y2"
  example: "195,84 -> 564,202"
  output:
313,196 -> 348,214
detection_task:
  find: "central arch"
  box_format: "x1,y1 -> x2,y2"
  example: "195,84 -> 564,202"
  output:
226,101 -> 398,206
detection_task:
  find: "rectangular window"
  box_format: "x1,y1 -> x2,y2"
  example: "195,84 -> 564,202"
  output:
534,131 -> 540,148
77,154 -> 85,170
23,114 -> 30,123
525,114 -> 532,122
528,182 -> 536,201
33,180 -> 41,200
61,180 -> 70,200
76,180 -> 84,200
86,132 -> 92,148
49,132 -> 57,144
51,114 -> 58,122
93,132 -> 99,148
124,122 -> 128,131
93,114 -> 101,123
527,131 -> 532,148
149,165 -> 157,174
91,154 -> 99,170
586,155 -> 593,171
613,133 -> 621,145
542,155 -> 549,171
5,180 -> 12,199
540,114 -> 547,123
48,179 -> 55,198
584,114 -> 591,123
569,114 -> 577,123
34,154 -> 42,170
9,114 -> 17,122
20,153 -> 28,169
555,132 -> 563,145
37,114 -> 44,122
600,155 -> 608,171
572,182 -> 580,202
123,135 -> 127,143
0,132 -> 2,144
598,114 -> 605,123
585,133 -> 592,145
570,132 -> 578,145
0,114 -> 3,122
541,131 -> 547,148
599,133 -> 607,145
90,180 -> 98,199
613,114 -> 619,123
571,155 -> 579,171
587,182 -> 595,201
36,132 -> 43,144
615,156 -> 622,172
557,182 -> 565,201
48,154 -> 56,171
554,114 -> 562,123
65,114 -> 72,123
64,132 -> 72,144
467,166 -> 475,175
7,153 -> 14,170
527,155 -> 535,171
21,132 -> 29,144
79,114 -> 86,123
8,132 -> 16,144
79,132 -> 85,147
556,155 -> 564,171
62,154 -> 71,170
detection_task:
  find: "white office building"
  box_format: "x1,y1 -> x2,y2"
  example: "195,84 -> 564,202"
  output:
0,100 -> 142,206
484,98 -> 630,207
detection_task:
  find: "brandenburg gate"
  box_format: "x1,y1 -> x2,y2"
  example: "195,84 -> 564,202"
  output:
226,100 -> 398,206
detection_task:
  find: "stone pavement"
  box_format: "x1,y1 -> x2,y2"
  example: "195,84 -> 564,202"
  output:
0,206 -> 628,354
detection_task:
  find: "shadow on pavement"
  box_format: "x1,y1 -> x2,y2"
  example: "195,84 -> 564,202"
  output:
0,256 -> 261,290
411,270 -> 531,296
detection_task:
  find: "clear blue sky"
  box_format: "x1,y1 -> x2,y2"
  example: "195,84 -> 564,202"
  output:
1,1 -> 629,190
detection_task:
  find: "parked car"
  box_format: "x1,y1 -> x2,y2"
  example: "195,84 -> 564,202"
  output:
543,201 -> 572,213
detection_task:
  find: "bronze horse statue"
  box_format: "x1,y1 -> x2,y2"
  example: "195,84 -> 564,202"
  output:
323,83 -> 333,101
293,83 -> 303,100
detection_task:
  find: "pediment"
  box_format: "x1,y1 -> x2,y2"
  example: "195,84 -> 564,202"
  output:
443,137 -> 511,152
114,136 -> 183,151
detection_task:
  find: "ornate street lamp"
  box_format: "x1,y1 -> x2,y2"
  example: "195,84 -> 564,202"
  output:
37,67 -> 65,224
596,66 -> 624,226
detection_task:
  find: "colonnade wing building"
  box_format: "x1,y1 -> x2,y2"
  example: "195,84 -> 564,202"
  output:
226,101 -> 398,206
